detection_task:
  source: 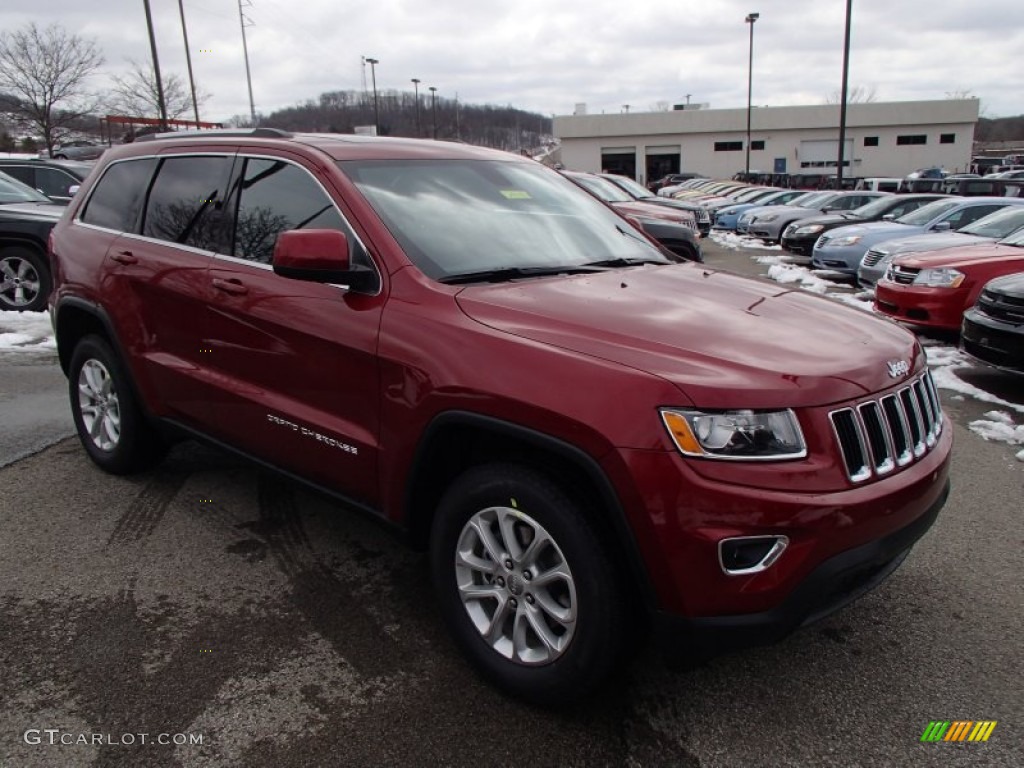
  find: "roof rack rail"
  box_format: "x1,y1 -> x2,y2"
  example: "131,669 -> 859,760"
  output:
135,127 -> 292,142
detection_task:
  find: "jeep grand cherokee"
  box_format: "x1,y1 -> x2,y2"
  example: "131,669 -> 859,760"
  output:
49,129 -> 952,704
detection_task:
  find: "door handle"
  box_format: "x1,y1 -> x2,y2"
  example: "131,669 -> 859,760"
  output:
212,277 -> 248,295
110,250 -> 137,265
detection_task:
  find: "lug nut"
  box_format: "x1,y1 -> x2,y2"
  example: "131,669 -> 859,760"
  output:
525,594 -> 535,605
522,570 -> 532,581
505,559 -> 514,569
509,598 -> 518,609
496,576 -> 505,588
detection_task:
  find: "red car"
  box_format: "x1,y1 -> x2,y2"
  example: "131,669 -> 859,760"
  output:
874,229 -> 1024,331
49,130 -> 951,704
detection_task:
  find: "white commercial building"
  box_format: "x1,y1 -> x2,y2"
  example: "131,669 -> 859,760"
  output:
554,99 -> 979,184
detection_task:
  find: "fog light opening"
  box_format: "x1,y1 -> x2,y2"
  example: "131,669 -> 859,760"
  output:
719,535 -> 789,576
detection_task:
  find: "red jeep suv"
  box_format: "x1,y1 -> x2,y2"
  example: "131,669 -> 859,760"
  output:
49,130 -> 952,704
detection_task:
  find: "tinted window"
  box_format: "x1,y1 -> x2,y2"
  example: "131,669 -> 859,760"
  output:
231,158 -> 351,264
82,158 -> 156,231
942,204 -> 1005,229
1,166 -> 33,186
35,167 -> 76,198
143,156 -> 231,251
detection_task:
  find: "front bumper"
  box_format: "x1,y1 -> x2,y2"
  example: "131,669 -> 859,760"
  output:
874,281 -> 967,330
961,308 -> 1024,372
811,244 -> 864,273
780,233 -> 819,256
653,479 -> 948,655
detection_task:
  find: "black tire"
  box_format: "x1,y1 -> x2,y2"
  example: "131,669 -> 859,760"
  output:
68,335 -> 167,474
430,463 -> 626,705
0,245 -> 50,312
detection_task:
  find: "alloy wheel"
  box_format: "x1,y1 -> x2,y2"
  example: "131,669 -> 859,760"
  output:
77,359 -> 122,452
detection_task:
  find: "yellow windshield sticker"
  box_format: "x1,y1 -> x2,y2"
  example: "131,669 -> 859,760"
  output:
501,190 -> 531,200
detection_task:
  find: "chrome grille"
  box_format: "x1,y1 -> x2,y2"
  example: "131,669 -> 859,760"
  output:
890,265 -> 919,285
977,289 -> 1024,324
829,371 -> 943,483
862,249 -> 887,267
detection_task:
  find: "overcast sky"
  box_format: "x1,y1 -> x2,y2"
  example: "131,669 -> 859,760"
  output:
3,0 -> 1023,123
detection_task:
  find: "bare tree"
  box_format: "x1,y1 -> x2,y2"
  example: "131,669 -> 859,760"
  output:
0,23 -> 103,156
109,59 -> 208,122
825,84 -> 878,104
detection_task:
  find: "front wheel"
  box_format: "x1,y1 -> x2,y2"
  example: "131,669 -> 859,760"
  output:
0,246 -> 50,312
430,463 -> 625,705
68,335 -> 167,474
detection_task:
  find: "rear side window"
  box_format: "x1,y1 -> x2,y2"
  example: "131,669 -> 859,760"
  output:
35,167 -> 77,198
1,166 -> 33,186
143,155 -> 232,252
944,205 -> 1005,229
81,158 -> 156,232
230,158 -> 351,264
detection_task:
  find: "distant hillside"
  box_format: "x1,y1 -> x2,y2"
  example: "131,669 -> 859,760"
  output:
975,115 -> 1024,142
257,89 -> 551,152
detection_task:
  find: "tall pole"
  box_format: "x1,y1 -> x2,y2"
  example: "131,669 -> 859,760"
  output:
411,78 -> 421,137
177,0 -> 201,127
455,92 -> 460,140
745,12 -> 759,177
429,86 -> 437,139
238,0 -> 256,126
365,57 -> 379,135
142,0 -> 168,129
836,0 -> 853,188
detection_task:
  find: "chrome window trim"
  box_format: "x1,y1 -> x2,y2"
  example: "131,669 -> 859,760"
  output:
72,150 -> 382,296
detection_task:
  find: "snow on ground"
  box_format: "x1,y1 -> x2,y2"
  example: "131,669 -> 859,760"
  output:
0,310 -> 55,350
709,231 -> 782,251
968,410 -> 1024,462
924,344 -> 1024,419
766,263 -> 830,294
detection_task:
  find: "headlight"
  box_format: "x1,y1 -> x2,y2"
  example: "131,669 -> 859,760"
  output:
660,408 -> 807,460
758,214 -> 779,223
825,235 -> 862,247
793,224 -> 824,235
913,268 -> 965,287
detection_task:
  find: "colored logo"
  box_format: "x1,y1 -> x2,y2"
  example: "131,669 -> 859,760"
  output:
920,721 -> 997,742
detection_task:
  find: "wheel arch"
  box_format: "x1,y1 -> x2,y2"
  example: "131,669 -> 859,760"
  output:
404,410 -> 658,611
54,297 -> 126,376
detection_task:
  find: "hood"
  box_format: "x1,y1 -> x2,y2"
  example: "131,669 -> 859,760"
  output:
824,221 -> 920,240
611,201 -> 689,223
875,232 -> 990,256
750,204 -> 820,220
897,243 -> 1024,270
0,201 -> 64,220
455,265 -> 922,408
791,212 -> 861,228
983,272 -> 1024,298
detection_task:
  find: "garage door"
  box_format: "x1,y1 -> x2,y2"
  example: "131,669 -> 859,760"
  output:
799,139 -> 853,169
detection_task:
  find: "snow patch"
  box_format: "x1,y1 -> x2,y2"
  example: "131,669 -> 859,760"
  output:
766,263 -> 830,294
968,409 -> 1024,457
926,345 -> 1024,415
710,231 -> 781,251
0,310 -> 54,349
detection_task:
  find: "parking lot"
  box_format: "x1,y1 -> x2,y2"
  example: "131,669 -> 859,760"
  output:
1,238 -> 1021,768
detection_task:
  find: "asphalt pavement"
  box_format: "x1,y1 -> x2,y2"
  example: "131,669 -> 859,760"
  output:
1,240 -> 1021,767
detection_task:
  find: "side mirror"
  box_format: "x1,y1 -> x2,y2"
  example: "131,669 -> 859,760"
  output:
932,221 -> 952,232
68,184 -> 80,197
272,229 -> 377,292
882,213 -> 896,221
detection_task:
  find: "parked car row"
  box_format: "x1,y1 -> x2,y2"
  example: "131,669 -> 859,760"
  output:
765,189 -> 1024,375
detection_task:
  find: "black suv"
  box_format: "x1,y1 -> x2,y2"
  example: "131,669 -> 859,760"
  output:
0,159 -> 92,204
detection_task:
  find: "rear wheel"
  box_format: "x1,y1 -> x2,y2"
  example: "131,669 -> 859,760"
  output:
0,245 -> 50,312
68,335 -> 167,474
430,463 -> 625,705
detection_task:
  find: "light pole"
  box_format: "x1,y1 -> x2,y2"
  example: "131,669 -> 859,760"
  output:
411,78 -> 421,136
836,0 -> 853,188
745,12 -> 759,177
142,0 -> 168,129
429,86 -> 438,139
177,0 -> 201,127
365,57 -> 380,135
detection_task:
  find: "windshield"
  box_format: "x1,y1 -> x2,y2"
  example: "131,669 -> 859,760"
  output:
0,172 -> 51,204
1000,227 -> 1024,247
849,196 -> 901,218
795,192 -> 832,208
342,159 -> 672,280
896,199 -> 961,226
604,175 -> 652,199
959,206 -> 1024,238
568,173 -> 633,203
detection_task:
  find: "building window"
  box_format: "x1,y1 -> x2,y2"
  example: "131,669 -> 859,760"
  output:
897,135 -> 927,146
714,141 -> 743,152
863,136 -> 879,147
751,140 -> 765,151
940,133 -> 956,144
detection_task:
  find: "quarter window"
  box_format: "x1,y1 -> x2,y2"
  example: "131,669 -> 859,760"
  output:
81,158 -> 156,232
230,158 -> 352,264
143,156 -> 232,252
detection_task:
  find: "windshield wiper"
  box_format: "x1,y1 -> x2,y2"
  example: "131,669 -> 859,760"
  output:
439,265 -> 608,285
582,256 -> 667,268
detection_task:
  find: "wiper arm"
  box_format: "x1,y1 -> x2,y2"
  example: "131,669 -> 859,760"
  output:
582,256 -> 667,268
438,265 -> 608,285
